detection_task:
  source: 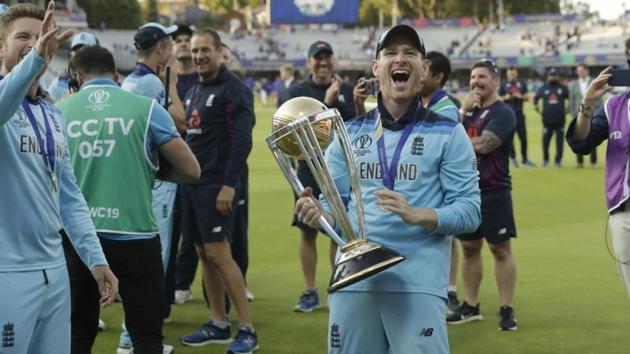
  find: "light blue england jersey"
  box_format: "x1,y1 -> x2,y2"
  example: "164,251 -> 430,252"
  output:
47,76 -> 70,102
0,49 -> 107,271
121,63 -> 167,107
322,99 -> 480,297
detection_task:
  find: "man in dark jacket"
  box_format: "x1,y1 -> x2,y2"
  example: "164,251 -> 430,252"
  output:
534,68 -> 569,167
178,28 -> 259,354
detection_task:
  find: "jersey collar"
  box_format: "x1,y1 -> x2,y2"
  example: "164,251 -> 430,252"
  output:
376,93 -> 424,131
81,78 -> 118,89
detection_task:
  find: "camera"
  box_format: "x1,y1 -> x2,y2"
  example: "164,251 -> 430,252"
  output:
364,78 -> 379,97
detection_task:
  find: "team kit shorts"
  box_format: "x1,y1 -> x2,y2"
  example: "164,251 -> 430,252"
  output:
181,184 -> 240,244
457,188 -> 517,244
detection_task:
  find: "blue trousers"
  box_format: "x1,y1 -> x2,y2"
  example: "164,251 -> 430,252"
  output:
328,292 -> 449,354
152,181 -> 177,269
0,265 -> 70,354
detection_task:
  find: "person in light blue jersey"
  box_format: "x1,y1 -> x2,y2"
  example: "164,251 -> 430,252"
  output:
0,2 -> 118,353
47,31 -> 99,102
295,24 -> 481,354
119,21 -> 187,351
419,50 -> 463,316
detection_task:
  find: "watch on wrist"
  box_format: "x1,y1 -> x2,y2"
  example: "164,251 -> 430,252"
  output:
578,103 -> 594,116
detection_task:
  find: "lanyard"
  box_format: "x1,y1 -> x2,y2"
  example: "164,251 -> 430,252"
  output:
426,89 -> 448,110
374,108 -> 418,190
21,99 -> 57,190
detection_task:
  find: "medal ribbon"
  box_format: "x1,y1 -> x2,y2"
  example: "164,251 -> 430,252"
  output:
374,108 -> 418,190
22,99 -> 56,178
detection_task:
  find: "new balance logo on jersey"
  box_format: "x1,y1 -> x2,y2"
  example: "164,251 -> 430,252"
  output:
211,226 -> 222,234
330,323 -> 341,348
610,131 -> 623,140
2,322 -> 14,348
411,136 -> 424,155
419,328 -> 433,337
206,94 -> 216,107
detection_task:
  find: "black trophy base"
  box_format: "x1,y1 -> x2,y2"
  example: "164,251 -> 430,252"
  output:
327,242 -> 405,293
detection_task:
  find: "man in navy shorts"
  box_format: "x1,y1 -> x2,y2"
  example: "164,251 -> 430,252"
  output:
447,59 -> 519,331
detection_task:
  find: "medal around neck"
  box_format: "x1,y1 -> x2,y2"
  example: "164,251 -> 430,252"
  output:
267,97 -> 405,292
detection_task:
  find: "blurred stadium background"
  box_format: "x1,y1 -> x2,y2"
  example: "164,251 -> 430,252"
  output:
1,0 -> 628,91
3,1 -> 630,353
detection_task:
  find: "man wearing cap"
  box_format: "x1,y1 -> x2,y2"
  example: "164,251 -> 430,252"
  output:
46,32 -> 99,102
500,67 -> 535,167
168,23 -> 200,307
173,25 -> 197,103
285,39 -> 355,313
534,68 -> 569,167
295,24 -> 480,354
120,22 -> 187,352
448,59 -> 518,331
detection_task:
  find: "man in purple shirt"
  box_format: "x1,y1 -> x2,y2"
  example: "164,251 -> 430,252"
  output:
566,39 -> 630,299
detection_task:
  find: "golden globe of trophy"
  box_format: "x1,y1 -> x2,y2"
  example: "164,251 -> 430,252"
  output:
267,97 -> 405,292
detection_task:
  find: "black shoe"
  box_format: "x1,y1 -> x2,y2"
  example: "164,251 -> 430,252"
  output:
446,301 -> 483,324
499,305 -> 518,331
446,291 -> 460,315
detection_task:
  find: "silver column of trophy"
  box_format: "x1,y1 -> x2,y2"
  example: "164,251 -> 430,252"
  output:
267,97 -> 405,292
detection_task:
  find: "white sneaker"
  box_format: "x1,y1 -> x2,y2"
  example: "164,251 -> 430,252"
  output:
98,318 -> 106,331
246,288 -> 255,302
116,344 -> 174,354
174,289 -> 193,304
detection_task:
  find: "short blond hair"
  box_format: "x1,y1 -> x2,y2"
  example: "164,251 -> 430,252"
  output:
280,64 -> 294,76
0,4 -> 45,43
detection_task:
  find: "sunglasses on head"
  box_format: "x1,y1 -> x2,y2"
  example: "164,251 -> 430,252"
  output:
474,58 -> 500,74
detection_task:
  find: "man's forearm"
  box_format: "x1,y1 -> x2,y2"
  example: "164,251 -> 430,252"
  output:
573,111 -> 592,141
167,90 -> 186,133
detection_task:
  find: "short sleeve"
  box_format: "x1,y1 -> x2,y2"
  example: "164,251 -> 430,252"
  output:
148,102 -> 179,147
483,107 -> 516,142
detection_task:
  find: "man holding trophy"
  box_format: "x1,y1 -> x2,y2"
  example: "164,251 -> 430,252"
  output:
275,24 -> 481,354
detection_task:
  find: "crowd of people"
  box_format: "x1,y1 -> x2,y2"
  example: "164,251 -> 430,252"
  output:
1,1 -> 630,354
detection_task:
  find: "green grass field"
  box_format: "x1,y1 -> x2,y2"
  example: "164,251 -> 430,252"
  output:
93,103 -> 630,354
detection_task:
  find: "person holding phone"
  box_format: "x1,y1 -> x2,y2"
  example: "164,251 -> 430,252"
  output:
569,63 -> 600,167
283,40 -> 356,313
566,37 -> 630,300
